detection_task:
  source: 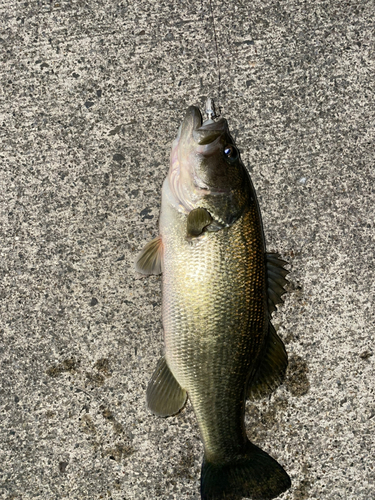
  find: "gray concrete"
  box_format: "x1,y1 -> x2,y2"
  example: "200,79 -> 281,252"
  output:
1,0 -> 374,499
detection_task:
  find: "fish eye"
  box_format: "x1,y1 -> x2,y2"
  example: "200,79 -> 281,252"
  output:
223,145 -> 238,162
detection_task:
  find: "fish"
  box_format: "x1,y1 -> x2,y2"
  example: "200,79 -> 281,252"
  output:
135,100 -> 291,500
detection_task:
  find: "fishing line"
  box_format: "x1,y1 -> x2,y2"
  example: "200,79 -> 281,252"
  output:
207,0 -> 222,116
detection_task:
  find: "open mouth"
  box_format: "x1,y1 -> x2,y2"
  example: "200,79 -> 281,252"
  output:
193,118 -> 227,145
181,106 -> 228,146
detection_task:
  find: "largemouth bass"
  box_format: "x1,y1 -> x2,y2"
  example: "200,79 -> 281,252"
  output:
136,101 -> 291,499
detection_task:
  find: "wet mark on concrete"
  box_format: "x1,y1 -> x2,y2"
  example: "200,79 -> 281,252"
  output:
173,448 -> 196,480
103,442 -> 134,462
101,407 -> 115,420
285,355 -> 310,396
85,358 -> 112,387
293,478 -> 310,499
79,414 -> 96,435
112,421 -> 125,434
46,357 -> 80,378
94,357 -> 112,377
77,405 -> 135,467
100,405 -> 125,435
59,461 -> 69,473
293,463 -> 311,499
85,371 -> 105,387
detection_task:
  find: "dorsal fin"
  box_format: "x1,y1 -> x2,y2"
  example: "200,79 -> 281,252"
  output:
135,236 -> 163,275
266,253 -> 289,314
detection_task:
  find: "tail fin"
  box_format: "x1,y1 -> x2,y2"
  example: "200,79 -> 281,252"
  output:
201,441 -> 291,500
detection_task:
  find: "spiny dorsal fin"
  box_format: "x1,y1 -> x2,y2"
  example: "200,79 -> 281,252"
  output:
147,356 -> 187,417
248,322 -> 288,399
135,235 -> 163,275
187,207 -> 213,237
266,253 -> 289,314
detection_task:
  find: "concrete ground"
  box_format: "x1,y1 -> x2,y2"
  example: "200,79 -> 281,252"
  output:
1,0 -> 374,499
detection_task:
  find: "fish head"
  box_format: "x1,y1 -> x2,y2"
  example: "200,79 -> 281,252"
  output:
167,105 -> 251,226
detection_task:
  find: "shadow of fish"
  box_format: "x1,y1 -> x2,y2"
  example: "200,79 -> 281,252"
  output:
136,103 -> 291,499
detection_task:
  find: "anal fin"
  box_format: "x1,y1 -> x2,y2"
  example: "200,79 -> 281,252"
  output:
248,322 -> 288,399
135,235 -> 163,275
147,356 -> 187,417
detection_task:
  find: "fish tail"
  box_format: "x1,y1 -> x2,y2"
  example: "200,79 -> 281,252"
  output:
200,440 -> 291,500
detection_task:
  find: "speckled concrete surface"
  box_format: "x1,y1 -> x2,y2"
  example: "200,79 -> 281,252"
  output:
1,1 -> 374,499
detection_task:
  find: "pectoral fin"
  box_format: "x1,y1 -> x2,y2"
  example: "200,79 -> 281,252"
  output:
248,322 -> 288,399
135,236 -> 163,275
147,356 -> 187,417
187,207 -> 213,237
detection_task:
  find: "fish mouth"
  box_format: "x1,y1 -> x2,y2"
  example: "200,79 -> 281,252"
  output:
182,106 -> 228,146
